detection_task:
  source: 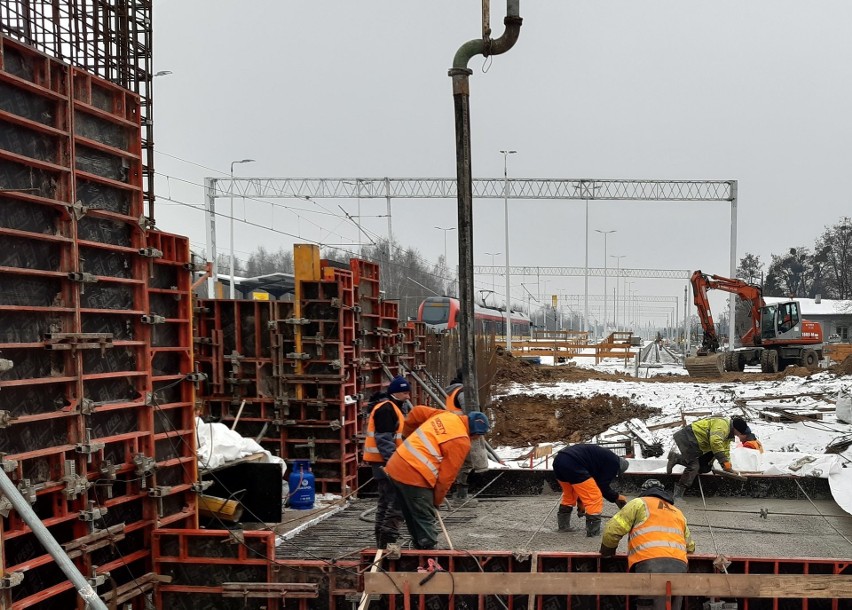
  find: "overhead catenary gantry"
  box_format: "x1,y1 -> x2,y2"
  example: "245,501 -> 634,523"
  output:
203,177 -> 738,353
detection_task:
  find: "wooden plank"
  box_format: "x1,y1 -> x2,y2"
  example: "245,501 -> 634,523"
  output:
364,572 -> 852,598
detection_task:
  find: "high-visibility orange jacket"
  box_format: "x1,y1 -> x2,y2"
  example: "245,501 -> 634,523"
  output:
606,496 -> 692,570
385,407 -> 470,507
363,400 -> 404,463
445,385 -> 464,414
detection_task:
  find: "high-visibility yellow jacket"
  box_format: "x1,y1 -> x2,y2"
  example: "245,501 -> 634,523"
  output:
691,417 -> 734,463
363,400 -> 404,464
602,495 -> 695,570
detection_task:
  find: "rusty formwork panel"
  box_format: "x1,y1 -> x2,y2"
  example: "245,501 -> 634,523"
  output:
0,36 -> 194,609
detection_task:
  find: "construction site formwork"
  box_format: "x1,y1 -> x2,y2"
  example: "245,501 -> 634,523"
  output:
0,35 -> 196,608
194,247 -> 429,499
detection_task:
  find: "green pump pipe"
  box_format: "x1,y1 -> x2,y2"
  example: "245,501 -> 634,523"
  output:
449,1 -> 522,411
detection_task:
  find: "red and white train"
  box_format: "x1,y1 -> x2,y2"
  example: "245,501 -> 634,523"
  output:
417,296 -> 531,335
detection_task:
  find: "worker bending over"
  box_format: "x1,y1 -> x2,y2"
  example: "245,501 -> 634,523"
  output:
385,405 -> 489,549
666,416 -> 752,498
553,444 -> 629,536
443,368 -> 480,505
599,478 -> 695,610
362,376 -> 412,549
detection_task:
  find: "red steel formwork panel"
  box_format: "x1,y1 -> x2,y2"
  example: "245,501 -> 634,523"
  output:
152,529 -> 284,609
145,231 -> 198,530
0,36 -> 193,609
194,299 -> 277,456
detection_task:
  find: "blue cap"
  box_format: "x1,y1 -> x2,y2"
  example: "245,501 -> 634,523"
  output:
467,411 -> 490,436
387,376 -> 411,395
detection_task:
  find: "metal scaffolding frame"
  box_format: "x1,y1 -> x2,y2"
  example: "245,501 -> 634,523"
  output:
0,0 -> 156,218
204,176 -> 737,350
474,265 -> 690,279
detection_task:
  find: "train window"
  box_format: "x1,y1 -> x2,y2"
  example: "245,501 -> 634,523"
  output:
421,302 -> 450,325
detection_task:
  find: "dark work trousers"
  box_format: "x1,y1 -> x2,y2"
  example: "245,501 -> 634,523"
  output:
672,427 -> 703,487
372,465 -> 403,546
388,477 -> 438,550
631,557 -> 688,610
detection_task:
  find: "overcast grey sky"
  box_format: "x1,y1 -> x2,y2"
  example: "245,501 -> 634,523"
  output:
152,1 -> 852,325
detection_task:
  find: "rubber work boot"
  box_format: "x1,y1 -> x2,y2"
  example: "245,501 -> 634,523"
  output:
557,505 -> 577,532
453,485 -> 478,507
585,514 -> 602,538
673,483 -> 686,500
666,449 -> 681,475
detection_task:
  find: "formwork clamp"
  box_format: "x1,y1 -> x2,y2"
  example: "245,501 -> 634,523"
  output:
67,272 -> 98,284
191,480 -> 213,493
185,372 -> 208,383
286,352 -> 311,360
87,568 -> 109,589
141,314 -> 166,324
283,318 -> 311,325
68,200 -> 88,220
133,453 -> 157,489
17,479 -> 36,505
148,486 -> 173,498
79,501 -> 108,523
76,428 -> 105,460
61,473 -> 90,499
137,247 -> 163,259
80,398 -> 96,415
0,357 -> 13,372
0,411 -> 18,428
138,215 -> 155,230
0,495 -> 12,518
0,455 -> 18,473
0,572 -> 24,590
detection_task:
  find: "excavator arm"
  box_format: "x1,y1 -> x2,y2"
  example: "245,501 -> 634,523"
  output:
685,270 -> 766,377
691,270 -> 764,355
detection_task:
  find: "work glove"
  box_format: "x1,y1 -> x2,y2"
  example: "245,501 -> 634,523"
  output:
615,495 -> 628,509
599,544 -> 616,558
721,461 -> 733,472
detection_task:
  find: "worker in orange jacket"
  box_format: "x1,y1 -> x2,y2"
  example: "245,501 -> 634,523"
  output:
600,478 -> 695,610
384,405 -> 490,549
362,376 -> 411,549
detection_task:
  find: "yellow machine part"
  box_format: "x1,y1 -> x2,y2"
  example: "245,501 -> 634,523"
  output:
198,494 -> 244,522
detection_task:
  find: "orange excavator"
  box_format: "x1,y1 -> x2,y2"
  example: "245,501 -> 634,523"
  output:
684,271 -> 824,377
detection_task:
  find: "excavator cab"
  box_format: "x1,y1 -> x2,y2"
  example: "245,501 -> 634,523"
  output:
761,302 -> 801,340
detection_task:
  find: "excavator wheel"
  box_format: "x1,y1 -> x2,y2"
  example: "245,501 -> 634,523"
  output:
685,353 -> 724,377
760,349 -> 779,373
802,349 -> 819,371
723,352 -> 740,372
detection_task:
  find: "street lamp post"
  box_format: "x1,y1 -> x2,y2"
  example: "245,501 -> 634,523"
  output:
484,252 -> 501,299
610,255 -> 626,331
229,158 -> 255,299
500,150 -> 517,351
595,229 -> 616,338
434,226 -> 456,264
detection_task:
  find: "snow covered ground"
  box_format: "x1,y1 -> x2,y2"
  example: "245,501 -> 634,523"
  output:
490,355 -> 852,513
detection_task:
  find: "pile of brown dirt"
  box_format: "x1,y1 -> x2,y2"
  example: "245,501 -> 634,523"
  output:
488,393 -> 661,446
782,365 -> 813,378
491,352 -> 631,386
833,355 -> 852,376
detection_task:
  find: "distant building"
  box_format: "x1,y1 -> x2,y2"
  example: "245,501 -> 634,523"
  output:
764,296 -> 852,343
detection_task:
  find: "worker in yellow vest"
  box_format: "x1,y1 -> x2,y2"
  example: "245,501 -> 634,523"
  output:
385,406 -> 489,549
599,478 -> 695,610
363,376 -> 411,548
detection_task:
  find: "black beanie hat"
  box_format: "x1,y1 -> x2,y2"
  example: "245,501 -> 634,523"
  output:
731,416 -> 751,435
